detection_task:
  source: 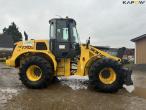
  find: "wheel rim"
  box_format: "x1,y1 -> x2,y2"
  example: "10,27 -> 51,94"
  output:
26,65 -> 42,81
99,67 -> 116,84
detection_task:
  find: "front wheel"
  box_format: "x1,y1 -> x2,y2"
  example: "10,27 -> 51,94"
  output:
88,58 -> 123,93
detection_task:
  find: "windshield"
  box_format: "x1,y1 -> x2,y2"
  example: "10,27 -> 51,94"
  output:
56,20 -> 80,43
70,23 -> 80,43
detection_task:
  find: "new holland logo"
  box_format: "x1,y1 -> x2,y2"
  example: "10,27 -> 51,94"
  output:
123,0 -> 145,4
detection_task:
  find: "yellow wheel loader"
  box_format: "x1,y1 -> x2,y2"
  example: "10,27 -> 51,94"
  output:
6,17 -> 133,92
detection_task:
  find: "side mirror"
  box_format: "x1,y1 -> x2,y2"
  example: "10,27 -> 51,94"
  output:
86,37 -> 90,48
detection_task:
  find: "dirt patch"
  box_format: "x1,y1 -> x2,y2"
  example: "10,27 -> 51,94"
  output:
133,87 -> 146,99
132,64 -> 146,72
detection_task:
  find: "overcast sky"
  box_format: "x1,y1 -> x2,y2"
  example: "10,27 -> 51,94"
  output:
0,0 -> 146,48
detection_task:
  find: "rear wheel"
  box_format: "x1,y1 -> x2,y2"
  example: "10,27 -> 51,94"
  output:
88,58 -> 123,92
19,56 -> 54,89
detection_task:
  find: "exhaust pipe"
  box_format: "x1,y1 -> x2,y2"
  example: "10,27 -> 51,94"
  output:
24,31 -> 28,41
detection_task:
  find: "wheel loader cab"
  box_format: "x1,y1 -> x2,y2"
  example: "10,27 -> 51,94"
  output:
49,18 -> 80,58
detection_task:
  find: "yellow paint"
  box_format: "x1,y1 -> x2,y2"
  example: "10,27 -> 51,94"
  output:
26,65 -> 42,81
6,40 -> 121,77
6,40 -> 57,71
56,58 -> 70,76
76,45 -> 90,76
99,67 -> 116,84
76,45 -> 121,76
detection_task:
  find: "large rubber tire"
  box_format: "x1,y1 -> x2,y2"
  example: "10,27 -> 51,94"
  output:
19,56 -> 54,89
88,58 -> 123,93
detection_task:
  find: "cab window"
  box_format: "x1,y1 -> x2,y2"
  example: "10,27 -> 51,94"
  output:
57,20 -> 69,41
50,23 -> 55,39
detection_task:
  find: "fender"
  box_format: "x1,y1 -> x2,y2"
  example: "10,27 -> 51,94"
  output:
6,50 -> 57,71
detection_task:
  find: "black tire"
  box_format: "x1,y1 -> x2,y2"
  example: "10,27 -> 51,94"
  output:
88,58 -> 123,93
19,56 -> 54,89
51,76 -> 60,83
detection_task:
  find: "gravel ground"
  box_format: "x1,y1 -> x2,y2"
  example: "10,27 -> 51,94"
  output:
0,62 -> 146,110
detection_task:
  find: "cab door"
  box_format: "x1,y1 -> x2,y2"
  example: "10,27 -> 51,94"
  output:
49,20 -> 71,58
49,19 -> 80,59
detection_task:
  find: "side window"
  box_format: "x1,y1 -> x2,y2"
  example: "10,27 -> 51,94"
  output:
36,42 -> 47,50
70,24 -> 80,43
73,27 -> 78,43
63,28 -> 69,41
50,23 -> 55,38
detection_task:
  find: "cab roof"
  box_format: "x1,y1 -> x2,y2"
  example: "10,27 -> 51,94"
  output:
49,17 -> 76,24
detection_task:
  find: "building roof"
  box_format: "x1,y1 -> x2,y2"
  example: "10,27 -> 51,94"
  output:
131,34 -> 146,42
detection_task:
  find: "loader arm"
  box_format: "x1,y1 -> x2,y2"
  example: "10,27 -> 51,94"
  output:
89,45 -> 121,62
76,45 -> 121,76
